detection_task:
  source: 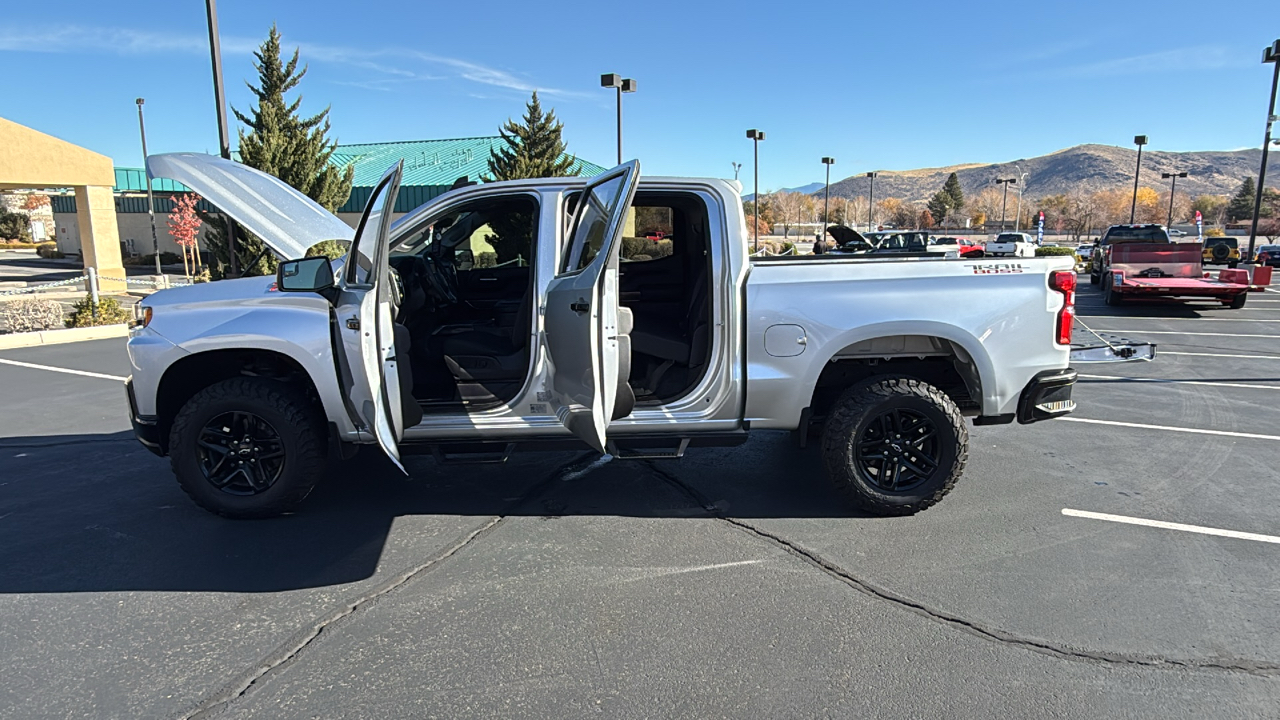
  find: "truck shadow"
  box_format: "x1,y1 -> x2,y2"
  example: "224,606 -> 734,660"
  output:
0,430 -> 856,594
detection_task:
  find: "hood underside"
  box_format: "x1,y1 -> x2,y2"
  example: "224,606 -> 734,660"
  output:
147,153 -> 355,260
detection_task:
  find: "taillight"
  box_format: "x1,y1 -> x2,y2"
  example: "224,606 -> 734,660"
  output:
1049,270 -> 1076,345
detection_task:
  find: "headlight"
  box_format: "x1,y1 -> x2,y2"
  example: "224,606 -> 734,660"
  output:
132,304 -> 152,329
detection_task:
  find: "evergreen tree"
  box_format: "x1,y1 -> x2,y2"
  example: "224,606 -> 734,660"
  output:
486,92 -> 579,181
204,24 -> 354,277
925,190 -> 951,228
943,172 -> 965,210
1226,177 -> 1256,223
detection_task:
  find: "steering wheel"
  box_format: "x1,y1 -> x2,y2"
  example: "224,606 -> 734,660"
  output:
415,253 -> 458,308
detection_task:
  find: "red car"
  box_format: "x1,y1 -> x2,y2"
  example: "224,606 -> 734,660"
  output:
931,236 -> 984,257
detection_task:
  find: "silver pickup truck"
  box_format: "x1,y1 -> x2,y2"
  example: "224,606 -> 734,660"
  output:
127,154 -> 1094,519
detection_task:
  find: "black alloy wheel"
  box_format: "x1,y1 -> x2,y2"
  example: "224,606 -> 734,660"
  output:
854,407 -> 940,492
196,411 -> 286,495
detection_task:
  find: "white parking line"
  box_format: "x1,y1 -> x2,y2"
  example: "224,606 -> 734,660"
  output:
1163,351 -> 1280,360
1058,417 -> 1280,441
1062,509 -> 1280,545
0,358 -> 127,382
1077,374 -> 1280,391
1086,330 -> 1280,338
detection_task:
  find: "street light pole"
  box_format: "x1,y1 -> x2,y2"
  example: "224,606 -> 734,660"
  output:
135,98 -> 162,277
996,178 -> 1016,232
1130,134 -> 1148,224
1013,163 -> 1028,232
601,74 -> 636,165
821,157 -> 835,229
1162,171 -> 1188,228
747,129 -> 766,253
204,0 -> 237,277
866,172 -> 878,231
1247,40 -> 1280,263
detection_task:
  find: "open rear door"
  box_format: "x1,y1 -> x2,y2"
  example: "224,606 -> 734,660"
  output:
335,162 -> 406,469
544,161 -> 640,452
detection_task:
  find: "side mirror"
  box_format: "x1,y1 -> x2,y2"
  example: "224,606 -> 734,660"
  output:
277,256 -> 335,293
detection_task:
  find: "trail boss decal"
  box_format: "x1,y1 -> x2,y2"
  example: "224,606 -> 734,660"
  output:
968,263 -> 1025,274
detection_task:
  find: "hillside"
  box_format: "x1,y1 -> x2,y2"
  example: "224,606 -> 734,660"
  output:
820,144 -> 1275,203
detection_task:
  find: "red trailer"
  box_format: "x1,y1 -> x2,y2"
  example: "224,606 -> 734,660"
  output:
1101,242 -> 1271,308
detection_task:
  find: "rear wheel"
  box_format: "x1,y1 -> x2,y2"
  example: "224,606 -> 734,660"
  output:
1228,293 -> 1247,309
1103,273 -> 1125,306
169,377 -> 327,518
1229,260 -> 1239,269
821,378 -> 967,516
1089,269 -> 1100,286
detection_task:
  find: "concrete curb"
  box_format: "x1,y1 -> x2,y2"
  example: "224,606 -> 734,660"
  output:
0,324 -> 129,350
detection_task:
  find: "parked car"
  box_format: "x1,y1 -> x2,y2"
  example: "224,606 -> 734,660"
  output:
1076,244 -> 1094,261
1253,244 -> 1280,267
1089,224 -> 1261,308
1202,236 -> 1240,268
1168,228 -> 1187,237
931,236 -> 984,257
985,232 -> 1037,258
127,153 -> 1145,520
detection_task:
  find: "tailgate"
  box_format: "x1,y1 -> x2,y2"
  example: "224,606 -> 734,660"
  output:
1110,242 -> 1200,279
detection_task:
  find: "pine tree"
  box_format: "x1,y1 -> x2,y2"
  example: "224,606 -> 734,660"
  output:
943,172 -> 965,210
1226,177 -> 1256,223
925,191 -> 951,228
205,24 -> 354,277
486,92 -> 579,181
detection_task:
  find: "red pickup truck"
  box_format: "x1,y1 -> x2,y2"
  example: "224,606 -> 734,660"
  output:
1089,224 -> 1268,308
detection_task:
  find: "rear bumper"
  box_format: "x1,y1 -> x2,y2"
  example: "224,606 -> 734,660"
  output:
126,379 -> 164,456
1017,368 -> 1077,424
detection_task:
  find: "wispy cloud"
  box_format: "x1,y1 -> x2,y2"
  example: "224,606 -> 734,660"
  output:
0,25 -> 582,97
1056,45 -> 1240,78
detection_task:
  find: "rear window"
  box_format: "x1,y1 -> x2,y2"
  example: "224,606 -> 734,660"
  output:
1103,226 -> 1169,244
995,233 -> 1025,243
1205,237 -> 1238,248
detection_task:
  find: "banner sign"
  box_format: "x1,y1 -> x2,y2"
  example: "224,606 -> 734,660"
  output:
1037,211 -> 1045,244
1195,210 -> 1203,242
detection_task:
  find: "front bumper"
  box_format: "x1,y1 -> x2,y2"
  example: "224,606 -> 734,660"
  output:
1017,368 -> 1077,424
126,379 -> 164,456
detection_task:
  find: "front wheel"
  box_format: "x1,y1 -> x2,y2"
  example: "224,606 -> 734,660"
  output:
821,378 -> 968,516
169,377 -> 328,518
1103,273 -> 1125,306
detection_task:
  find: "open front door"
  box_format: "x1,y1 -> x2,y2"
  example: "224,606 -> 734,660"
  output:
336,162 -> 405,469
544,161 -> 640,452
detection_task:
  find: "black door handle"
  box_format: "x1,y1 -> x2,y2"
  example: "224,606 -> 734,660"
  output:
570,298 -> 590,314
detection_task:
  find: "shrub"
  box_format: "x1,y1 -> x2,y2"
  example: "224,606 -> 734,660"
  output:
36,241 -> 63,259
0,208 -> 32,243
0,298 -> 64,333
65,295 -> 131,328
192,269 -> 212,284
475,252 -> 498,269
123,252 -> 183,266
306,239 -> 350,260
622,237 -> 674,261
1205,228 -> 1226,237
1035,246 -> 1078,257
1,241 -> 39,250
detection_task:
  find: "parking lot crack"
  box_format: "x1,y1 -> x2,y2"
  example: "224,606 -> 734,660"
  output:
642,461 -> 1280,679
183,451 -> 600,719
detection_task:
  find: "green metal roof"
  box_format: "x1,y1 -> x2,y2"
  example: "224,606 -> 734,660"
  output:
331,136 -> 606,188
114,167 -> 192,193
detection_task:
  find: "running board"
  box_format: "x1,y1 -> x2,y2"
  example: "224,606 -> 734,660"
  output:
607,438 -> 691,460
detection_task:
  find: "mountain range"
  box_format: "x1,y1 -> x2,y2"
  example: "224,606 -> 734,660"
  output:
800,144 -> 1276,204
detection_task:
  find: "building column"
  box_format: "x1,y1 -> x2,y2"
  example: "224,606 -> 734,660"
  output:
74,185 -> 126,293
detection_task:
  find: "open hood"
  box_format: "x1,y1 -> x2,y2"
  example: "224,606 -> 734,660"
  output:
146,153 -> 354,260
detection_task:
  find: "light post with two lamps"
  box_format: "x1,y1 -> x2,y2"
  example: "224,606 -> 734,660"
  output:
1130,134 -> 1148,223
865,172 -> 878,231
1247,40 -> 1280,263
1162,171 -> 1188,229
746,129 -> 766,253
995,177 -> 1017,232
600,74 -> 636,165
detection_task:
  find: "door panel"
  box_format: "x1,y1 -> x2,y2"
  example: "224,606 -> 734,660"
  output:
543,162 -> 640,452
335,162 -> 405,469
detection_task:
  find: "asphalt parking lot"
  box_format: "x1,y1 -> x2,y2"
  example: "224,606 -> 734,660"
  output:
3,278 -> 1280,718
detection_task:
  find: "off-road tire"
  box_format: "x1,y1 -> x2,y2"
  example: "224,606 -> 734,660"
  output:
169,377 -> 327,519
1228,260 -> 1239,269
1089,269 -> 1100,286
1228,293 -> 1247,309
821,377 -> 968,516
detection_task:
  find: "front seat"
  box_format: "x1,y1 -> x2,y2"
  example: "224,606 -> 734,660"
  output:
436,288 -> 533,382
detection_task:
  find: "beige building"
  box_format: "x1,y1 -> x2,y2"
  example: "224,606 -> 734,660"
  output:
0,116 -> 126,290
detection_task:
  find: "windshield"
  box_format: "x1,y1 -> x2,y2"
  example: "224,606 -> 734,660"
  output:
933,237 -> 959,245
873,232 -> 927,251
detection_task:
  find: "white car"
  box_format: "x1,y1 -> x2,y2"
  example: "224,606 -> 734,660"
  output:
124,153 -> 1145,520
985,232 -> 1038,258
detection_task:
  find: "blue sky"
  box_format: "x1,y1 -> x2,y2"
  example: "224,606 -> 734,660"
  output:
1,0 -> 1276,191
